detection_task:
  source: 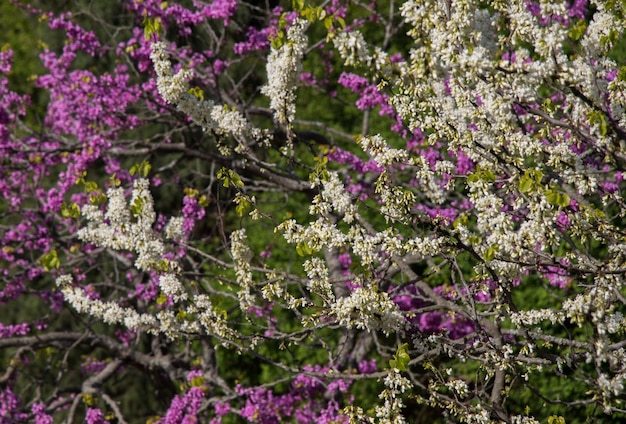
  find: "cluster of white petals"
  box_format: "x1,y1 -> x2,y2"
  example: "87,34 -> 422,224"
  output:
333,30 -> 371,66
78,179 -> 165,273
331,287 -> 405,335
230,229 -> 255,310
261,18 -> 308,125
57,179 -> 240,342
55,275 -> 158,330
311,172 -> 358,223
375,368 -> 413,424
150,42 -> 261,144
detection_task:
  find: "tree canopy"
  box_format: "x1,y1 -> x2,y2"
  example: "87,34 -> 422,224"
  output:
2,0 -> 626,423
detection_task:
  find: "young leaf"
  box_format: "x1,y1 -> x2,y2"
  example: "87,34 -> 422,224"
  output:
389,343 -> 410,371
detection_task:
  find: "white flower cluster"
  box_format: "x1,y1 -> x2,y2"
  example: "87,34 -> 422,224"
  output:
77,179 -> 188,302
150,41 -> 192,104
445,379 -> 469,398
278,217 -> 348,251
164,216 -> 184,240
150,42 -> 261,144
310,171 -> 358,223
55,275 -> 158,330
375,368 -> 412,424
261,18 -> 308,125
58,179 -> 240,342
185,294 -> 235,341
463,405 -> 492,424
510,308 -> 564,327
333,30 -> 371,66
331,287 -> 405,335
358,134 -> 408,167
510,416 -> 540,424
598,373 -> 625,398
303,257 -> 335,303
230,229 -> 255,310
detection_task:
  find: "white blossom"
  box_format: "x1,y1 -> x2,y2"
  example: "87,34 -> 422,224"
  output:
230,229 -> 255,310
150,42 -> 262,142
331,287 -> 405,335
55,275 -> 158,330
333,30 -> 371,66
261,18 -> 308,125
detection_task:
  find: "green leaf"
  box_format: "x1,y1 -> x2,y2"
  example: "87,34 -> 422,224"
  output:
484,245 -> 498,261
176,309 -> 188,322
270,31 -> 285,49
217,168 -> 244,188
61,202 -> 80,219
143,16 -> 162,40
389,343 -> 410,371
236,199 -> 251,217
188,86 -> 204,100
83,181 -> 99,193
41,250 -> 60,271
130,198 -> 144,216
452,213 -> 468,230
90,193 -> 107,205
130,160 -> 151,177
588,110 -> 609,136
518,175 -> 534,193
467,167 -> 496,185
110,173 -> 121,187
324,16 -> 333,30
156,294 -> 168,305
189,376 -> 205,387
568,19 -> 587,41
302,7 -> 315,22
296,242 -> 313,256
519,169 -> 543,194
546,189 -> 570,207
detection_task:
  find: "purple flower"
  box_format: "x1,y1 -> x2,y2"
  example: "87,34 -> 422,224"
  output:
357,358 -> 377,374
214,401 -> 230,416
556,211 -> 571,231
32,402 -> 53,424
85,408 -> 107,424
567,0 -> 588,20
234,27 -> 271,54
206,0 -> 238,25
182,195 -> 206,236
159,387 -> 205,424
338,253 -> 352,269
0,386 -> 27,421
0,322 -> 30,338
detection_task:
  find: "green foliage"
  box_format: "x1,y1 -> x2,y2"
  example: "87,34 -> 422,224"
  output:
61,202 -> 80,219
217,168 -> 244,188
389,343 -> 410,371
545,188 -> 570,207
130,160 -> 152,178
40,249 -> 60,271
568,19 -> 587,41
467,166 -> 496,185
587,110 -> 609,136
129,197 -> 145,216
188,86 -> 204,100
143,16 -> 163,40
518,169 -> 543,194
